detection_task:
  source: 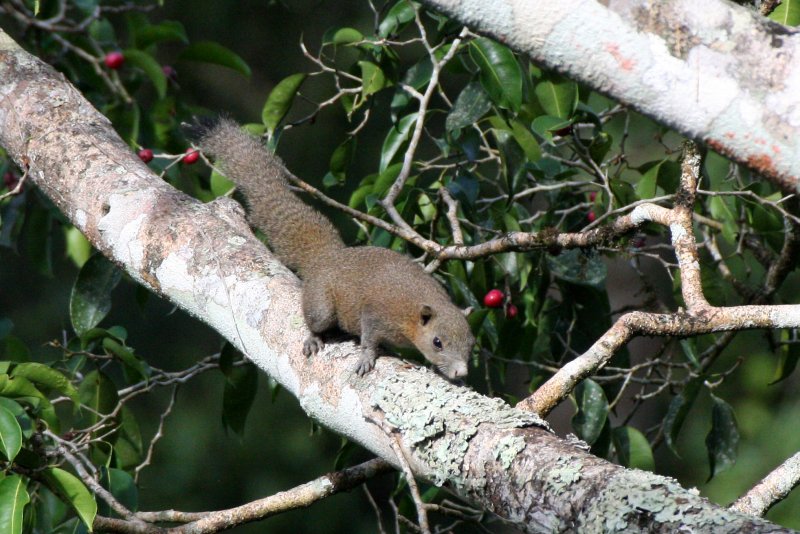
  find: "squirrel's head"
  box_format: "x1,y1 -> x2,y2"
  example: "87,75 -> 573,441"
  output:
414,304 -> 475,381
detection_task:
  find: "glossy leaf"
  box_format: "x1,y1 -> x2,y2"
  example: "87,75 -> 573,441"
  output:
612,426 -> 654,471
322,27 -> 364,46
262,73 -> 306,133
11,363 -> 78,403
70,254 -> 121,337
358,61 -> 386,99
123,49 -> 167,99
179,41 -> 251,77
548,249 -> 607,287
445,82 -> 491,133
469,38 -> 523,112
571,379 -> 608,445
705,394 -> 739,480
0,475 -> 29,534
0,405 -> 22,461
664,376 -> 703,454
770,0 -> 800,26
509,120 -> 542,162
42,468 -> 97,531
378,0 -> 417,37
328,138 -> 356,185
534,71 -> 578,119
379,113 -> 418,173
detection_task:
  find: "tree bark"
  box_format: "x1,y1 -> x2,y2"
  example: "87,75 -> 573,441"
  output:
0,28 -> 794,533
420,0 -> 800,192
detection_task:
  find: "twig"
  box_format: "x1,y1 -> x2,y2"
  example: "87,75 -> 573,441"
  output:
730,452 -> 800,517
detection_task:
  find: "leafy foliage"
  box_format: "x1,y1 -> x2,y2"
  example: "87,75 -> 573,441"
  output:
0,0 -> 799,532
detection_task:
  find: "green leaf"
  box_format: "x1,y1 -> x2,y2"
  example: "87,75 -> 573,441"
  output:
42,468 -> 97,531
0,405 -> 22,461
469,38 -> 523,112
705,394 -> 739,480
445,82 -> 491,133
102,338 -> 150,381
571,379 -> 608,445
769,0 -> 800,26
179,41 -> 251,77
328,138 -> 356,185
261,73 -> 306,133
379,113 -> 418,173
378,0 -> 417,38
70,254 -> 121,337
133,20 -> 188,49
76,371 -> 119,428
771,341 -> 800,384
612,426 -> 654,471
0,475 -> 29,534
210,169 -> 235,198
547,249 -> 607,287
11,363 -> 78,403
359,61 -> 387,99
122,49 -> 167,99
531,115 -> 572,144
322,27 -> 364,46
221,363 -> 258,436
534,71 -> 578,120
98,468 -> 137,516
679,339 -> 700,369
509,120 -> 542,162
663,376 -> 703,454
64,226 -> 92,268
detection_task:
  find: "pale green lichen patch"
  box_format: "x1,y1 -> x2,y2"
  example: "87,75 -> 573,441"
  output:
368,368 -> 548,487
494,435 -> 527,469
546,456 -> 582,493
585,469 -> 762,532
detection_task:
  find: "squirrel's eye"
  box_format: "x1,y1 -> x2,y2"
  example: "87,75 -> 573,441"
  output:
433,337 -> 443,350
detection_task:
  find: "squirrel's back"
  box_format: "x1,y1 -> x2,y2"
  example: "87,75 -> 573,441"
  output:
197,119 -> 344,276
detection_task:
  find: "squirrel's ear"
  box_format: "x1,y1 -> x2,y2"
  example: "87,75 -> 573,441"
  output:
419,305 -> 434,326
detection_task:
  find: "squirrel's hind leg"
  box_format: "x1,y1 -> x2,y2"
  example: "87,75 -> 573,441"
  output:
301,285 -> 337,357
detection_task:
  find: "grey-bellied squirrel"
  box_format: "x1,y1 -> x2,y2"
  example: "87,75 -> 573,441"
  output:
195,119 -> 474,380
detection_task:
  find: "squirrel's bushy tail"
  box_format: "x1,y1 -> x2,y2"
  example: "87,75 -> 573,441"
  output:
195,118 -> 344,275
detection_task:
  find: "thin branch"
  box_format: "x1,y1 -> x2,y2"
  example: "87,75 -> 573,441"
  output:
730,452 -> 800,517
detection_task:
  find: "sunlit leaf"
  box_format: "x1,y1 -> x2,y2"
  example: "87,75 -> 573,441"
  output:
379,113 -> 418,173
123,49 -> 167,99
769,0 -> 800,26
262,73 -> 306,133
378,0 -> 417,37
612,426 -> 654,471
445,82 -> 491,133
11,363 -> 78,403
534,71 -> 578,120
469,38 -> 522,112
42,468 -> 97,531
0,405 -> 22,461
0,475 -> 29,534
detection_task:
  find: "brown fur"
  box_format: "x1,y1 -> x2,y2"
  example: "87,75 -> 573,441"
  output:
198,119 -> 474,379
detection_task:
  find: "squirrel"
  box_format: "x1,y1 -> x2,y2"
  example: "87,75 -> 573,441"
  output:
195,119 -> 475,380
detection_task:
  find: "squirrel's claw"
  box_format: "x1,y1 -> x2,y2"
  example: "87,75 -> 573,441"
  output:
303,335 -> 324,357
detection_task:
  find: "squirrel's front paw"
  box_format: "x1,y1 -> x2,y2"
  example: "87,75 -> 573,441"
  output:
353,349 -> 377,376
303,335 -> 324,357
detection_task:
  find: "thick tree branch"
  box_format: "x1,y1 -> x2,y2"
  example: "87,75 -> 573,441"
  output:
419,0 -> 800,192
0,28 -> 793,534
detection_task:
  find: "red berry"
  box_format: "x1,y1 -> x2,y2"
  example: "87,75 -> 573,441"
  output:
505,303 -> 519,319
183,148 -> 200,165
632,237 -> 646,248
137,148 -> 154,163
587,211 -> 596,223
3,171 -> 18,190
104,51 -> 125,69
589,191 -> 597,202
483,289 -> 504,308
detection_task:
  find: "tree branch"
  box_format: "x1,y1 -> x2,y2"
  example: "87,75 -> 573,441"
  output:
0,27 -> 792,534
